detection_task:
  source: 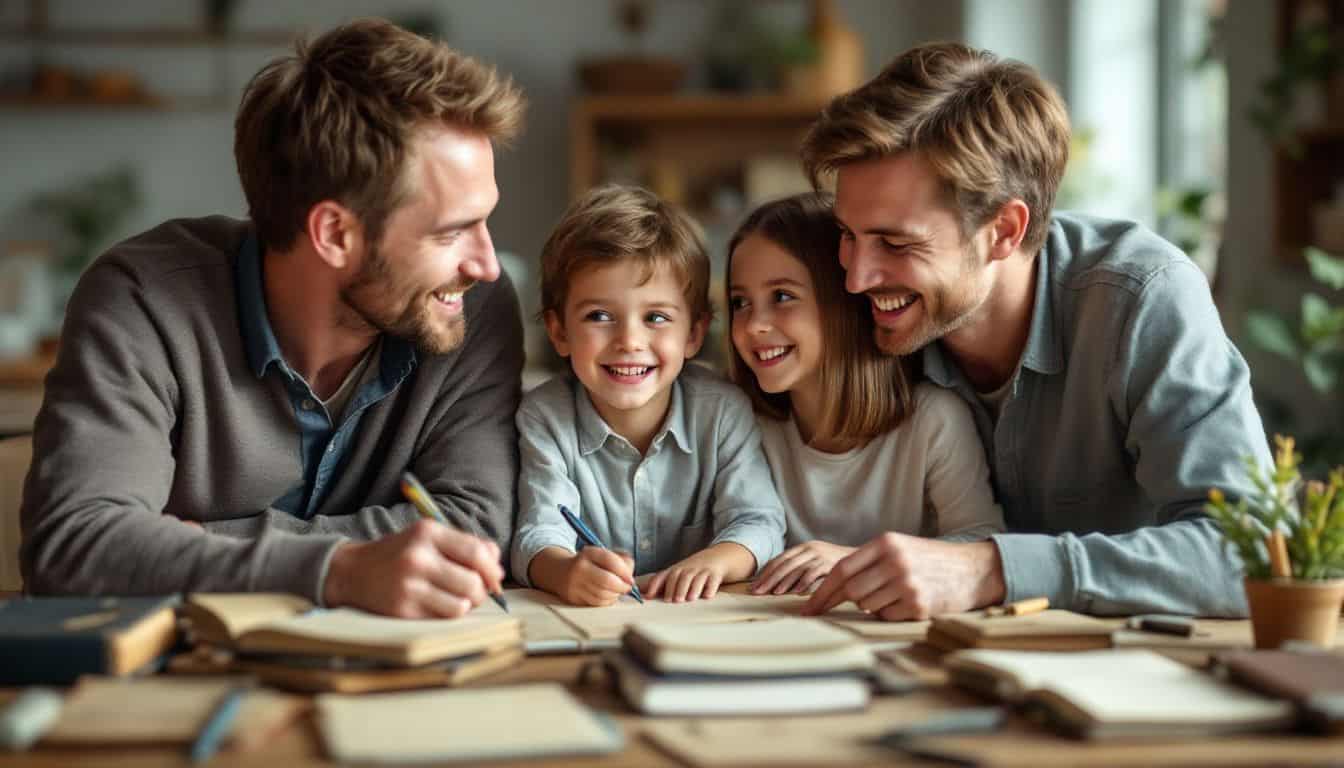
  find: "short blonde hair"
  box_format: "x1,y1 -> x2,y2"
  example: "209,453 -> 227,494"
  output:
540,185 -> 711,322
726,194 -> 913,451
801,42 -> 1070,253
235,18 -> 526,252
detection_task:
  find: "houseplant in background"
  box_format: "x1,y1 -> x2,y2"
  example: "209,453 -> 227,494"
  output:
1245,247 -> 1344,472
1206,435 -> 1344,649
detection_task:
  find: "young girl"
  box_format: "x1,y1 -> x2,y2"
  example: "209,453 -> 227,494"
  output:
725,193 -> 1004,596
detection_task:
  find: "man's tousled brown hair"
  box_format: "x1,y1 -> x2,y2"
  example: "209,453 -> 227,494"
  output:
540,185 -> 711,324
727,193 -> 913,451
801,42 -> 1070,253
235,18 -> 525,252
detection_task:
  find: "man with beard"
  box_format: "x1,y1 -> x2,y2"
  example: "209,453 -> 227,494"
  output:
799,43 -> 1270,620
21,19 -> 524,618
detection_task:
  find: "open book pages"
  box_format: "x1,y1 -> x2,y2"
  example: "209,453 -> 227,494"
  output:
317,683 -> 622,763
42,677 -> 246,745
234,609 -> 521,666
929,609 -> 1115,651
183,594 -> 314,647
472,588 -> 596,653
946,649 -> 1294,739
605,651 -> 870,716
624,618 -> 875,676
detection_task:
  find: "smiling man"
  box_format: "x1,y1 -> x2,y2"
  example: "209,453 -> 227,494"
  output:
800,43 -> 1271,619
21,20 -> 525,618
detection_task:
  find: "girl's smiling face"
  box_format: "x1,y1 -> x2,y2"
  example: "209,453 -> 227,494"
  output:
728,233 -> 824,396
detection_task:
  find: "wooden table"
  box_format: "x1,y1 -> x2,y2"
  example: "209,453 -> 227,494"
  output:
2,641 -> 1343,767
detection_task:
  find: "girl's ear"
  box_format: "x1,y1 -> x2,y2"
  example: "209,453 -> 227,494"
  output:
684,312 -> 709,358
543,309 -> 570,358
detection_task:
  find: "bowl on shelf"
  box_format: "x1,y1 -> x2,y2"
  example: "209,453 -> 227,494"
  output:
577,56 -> 687,95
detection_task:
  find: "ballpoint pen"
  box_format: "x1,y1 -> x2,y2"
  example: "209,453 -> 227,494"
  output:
401,471 -> 508,612
557,503 -> 644,604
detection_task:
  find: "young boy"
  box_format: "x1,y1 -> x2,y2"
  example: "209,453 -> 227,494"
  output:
511,185 -> 786,606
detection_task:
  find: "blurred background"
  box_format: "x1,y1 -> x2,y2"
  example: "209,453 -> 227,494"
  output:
0,0 -> 1341,467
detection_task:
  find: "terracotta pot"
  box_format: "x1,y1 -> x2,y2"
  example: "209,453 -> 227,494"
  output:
1243,578 -> 1344,649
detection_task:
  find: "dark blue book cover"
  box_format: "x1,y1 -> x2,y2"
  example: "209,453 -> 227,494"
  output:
0,595 -> 180,684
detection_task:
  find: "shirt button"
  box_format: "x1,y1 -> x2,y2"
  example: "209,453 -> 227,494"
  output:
639,538 -> 652,551
326,443 -> 336,454
302,399 -> 315,410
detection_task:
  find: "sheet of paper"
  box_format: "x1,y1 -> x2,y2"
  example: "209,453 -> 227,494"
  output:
42,677 -> 243,744
474,588 -> 585,653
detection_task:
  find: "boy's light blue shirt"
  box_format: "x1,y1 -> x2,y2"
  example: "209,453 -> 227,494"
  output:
923,212 -> 1270,617
511,364 -> 786,586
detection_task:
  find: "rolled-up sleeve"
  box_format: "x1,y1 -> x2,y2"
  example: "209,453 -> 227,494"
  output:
510,406 -> 582,587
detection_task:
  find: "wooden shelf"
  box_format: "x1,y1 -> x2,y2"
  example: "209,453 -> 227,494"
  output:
0,92 -> 226,112
0,25 -> 299,46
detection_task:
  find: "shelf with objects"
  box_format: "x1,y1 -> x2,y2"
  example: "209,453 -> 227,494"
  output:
1264,0 -> 1344,264
0,0 -> 299,111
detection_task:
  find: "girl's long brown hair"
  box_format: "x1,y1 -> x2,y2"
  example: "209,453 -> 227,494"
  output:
725,193 -> 914,451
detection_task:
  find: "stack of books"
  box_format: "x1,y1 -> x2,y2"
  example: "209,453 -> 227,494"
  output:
178,593 -> 523,693
0,596 -> 180,684
605,618 -> 875,715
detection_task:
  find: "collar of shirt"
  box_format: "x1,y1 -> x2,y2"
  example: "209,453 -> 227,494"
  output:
573,373 -> 694,457
234,232 -> 417,387
923,233 -> 1065,389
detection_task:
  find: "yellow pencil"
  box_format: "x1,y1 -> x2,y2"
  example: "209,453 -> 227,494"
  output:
400,471 -> 508,612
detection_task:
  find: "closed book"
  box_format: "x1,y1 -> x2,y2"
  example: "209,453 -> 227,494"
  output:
927,609 -> 1114,652
0,595 -> 178,684
623,618 -> 875,676
605,650 -> 871,716
183,593 -> 521,666
946,648 -> 1293,739
1220,649 -> 1344,734
231,644 -> 526,693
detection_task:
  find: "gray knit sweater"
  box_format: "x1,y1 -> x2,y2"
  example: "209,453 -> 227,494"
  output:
20,216 -> 523,602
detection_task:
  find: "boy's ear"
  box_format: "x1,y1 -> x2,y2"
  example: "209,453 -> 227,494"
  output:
684,313 -> 709,359
543,309 -> 571,358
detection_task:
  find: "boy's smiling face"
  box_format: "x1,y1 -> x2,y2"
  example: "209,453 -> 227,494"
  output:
545,259 -> 706,442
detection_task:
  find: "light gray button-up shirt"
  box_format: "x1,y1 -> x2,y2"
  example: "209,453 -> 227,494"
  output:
924,212 -> 1270,617
511,364 -> 786,586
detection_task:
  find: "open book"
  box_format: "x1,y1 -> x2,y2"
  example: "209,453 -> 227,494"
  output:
183,594 -> 520,667
946,648 -> 1294,739
623,618 -> 875,676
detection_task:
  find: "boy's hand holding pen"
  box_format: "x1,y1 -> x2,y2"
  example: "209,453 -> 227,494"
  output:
526,504 -> 643,607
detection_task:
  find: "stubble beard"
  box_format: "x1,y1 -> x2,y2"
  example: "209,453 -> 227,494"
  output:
874,243 -> 987,357
339,242 -> 469,356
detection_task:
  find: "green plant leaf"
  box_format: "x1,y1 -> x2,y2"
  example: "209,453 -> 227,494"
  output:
1246,311 -> 1301,359
1303,352 -> 1339,393
1306,248 -> 1344,291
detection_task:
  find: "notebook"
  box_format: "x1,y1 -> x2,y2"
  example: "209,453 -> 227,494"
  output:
945,648 -> 1294,739
927,609 -> 1115,652
472,588 -> 593,653
1219,649 -> 1344,734
317,683 -> 623,763
183,593 -> 521,666
42,676 -> 245,745
623,618 -> 875,676
0,595 -> 179,684
232,645 -> 526,693
605,651 -> 871,716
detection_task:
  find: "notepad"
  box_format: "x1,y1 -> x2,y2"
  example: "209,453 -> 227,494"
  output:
42,677 -> 244,745
624,618 -> 875,676
927,609 -> 1115,652
316,683 -> 623,762
473,588 -> 592,653
945,648 -> 1294,739
183,593 -> 521,666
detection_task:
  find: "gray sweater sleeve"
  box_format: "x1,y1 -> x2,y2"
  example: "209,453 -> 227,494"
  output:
21,260 -> 342,600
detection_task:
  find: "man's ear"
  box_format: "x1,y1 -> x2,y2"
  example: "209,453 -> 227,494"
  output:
684,313 -> 709,359
987,199 -> 1030,262
543,309 -> 571,358
306,200 -> 360,270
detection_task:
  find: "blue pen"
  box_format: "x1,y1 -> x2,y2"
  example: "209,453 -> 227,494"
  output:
189,683 -> 249,763
557,504 -> 644,604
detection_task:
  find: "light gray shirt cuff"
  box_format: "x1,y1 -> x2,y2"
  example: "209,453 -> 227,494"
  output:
992,532 -> 1073,607
711,527 -> 782,577
511,528 -> 579,588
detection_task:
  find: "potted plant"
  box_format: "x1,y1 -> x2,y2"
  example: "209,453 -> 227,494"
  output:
1206,435 -> 1344,649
